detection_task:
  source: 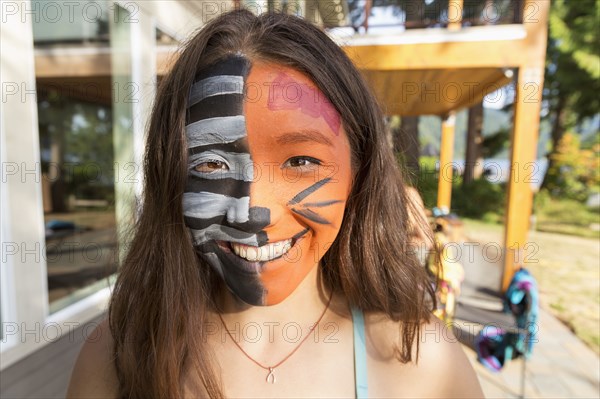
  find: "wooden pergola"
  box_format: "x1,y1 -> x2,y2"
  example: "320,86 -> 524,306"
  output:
342,0 -> 549,290
33,0 -> 549,292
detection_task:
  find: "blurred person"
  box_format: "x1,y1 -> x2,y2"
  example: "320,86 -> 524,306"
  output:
406,186 -> 434,267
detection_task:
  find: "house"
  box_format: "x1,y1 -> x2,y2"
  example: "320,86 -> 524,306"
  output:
0,1 -> 548,396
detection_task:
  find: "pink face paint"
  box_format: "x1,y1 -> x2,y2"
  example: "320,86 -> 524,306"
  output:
267,72 -> 341,136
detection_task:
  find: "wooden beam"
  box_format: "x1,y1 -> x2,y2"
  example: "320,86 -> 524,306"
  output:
34,48 -> 111,78
35,45 -> 177,79
362,67 -> 512,116
37,77 -> 113,105
35,23 -> 529,78
437,112 -> 456,212
447,0 -> 464,31
342,25 -> 527,70
502,0 -> 549,291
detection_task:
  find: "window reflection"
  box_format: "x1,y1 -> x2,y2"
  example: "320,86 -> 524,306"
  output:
32,0 -> 121,312
32,0 -> 109,44
37,88 -> 118,311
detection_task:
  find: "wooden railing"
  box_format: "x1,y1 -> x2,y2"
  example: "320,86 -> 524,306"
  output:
329,0 -> 525,32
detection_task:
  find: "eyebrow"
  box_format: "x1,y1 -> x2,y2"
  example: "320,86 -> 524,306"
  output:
275,129 -> 334,147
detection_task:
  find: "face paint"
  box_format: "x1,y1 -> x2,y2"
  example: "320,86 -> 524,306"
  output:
184,57 -> 352,306
184,56 -> 266,305
268,72 -> 342,136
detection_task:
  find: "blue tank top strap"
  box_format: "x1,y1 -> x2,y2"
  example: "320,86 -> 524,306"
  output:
351,306 -> 369,398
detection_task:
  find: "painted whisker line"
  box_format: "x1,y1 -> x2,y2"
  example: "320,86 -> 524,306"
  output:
292,227 -> 310,240
288,178 -> 332,205
302,200 -> 343,207
291,208 -> 331,225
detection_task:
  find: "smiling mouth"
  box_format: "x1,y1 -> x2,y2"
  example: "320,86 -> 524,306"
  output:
217,238 -> 295,262
216,228 -> 308,264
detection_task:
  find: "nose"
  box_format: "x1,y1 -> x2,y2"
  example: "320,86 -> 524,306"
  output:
223,161 -> 274,235
226,205 -> 271,234
244,161 -> 285,230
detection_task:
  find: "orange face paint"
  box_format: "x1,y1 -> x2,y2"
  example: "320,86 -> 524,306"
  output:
244,63 -> 352,305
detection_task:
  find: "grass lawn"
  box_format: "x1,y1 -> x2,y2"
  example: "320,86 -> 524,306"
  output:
534,195 -> 600,239
462,218 -> 600,355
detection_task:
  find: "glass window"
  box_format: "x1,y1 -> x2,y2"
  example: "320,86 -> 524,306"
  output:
33,0 -> 123,313
37,89 -> 118,312
32,0 -> 110,44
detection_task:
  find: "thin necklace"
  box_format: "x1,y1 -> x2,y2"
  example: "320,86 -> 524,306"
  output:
217,291 -> 334,384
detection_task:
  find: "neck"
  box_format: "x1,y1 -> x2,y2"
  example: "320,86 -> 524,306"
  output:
216,264 -> 331,328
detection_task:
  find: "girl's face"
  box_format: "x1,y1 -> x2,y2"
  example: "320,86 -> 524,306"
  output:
184,56 -> 352,306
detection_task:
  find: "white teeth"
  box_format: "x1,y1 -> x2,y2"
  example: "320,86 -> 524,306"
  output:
231,239 -> 293,262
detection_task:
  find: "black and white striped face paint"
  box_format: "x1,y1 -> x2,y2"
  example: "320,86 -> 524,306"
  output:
184,56 -> 268,305
184,57 -> 353,306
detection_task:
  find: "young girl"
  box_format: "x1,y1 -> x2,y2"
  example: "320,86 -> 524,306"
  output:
67,10 -> 483,398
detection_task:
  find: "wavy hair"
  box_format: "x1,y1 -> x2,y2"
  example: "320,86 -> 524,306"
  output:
109,9 -> 435,398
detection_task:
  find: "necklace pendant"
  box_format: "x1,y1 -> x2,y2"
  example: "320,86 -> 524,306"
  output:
266,367 -> 276,384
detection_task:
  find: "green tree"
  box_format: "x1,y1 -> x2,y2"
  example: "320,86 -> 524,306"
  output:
481,127 -> 510,158
542,0 -> 600,189
38,89 -> 114,211
544,132 -> 600,201
463,101 -> 484,185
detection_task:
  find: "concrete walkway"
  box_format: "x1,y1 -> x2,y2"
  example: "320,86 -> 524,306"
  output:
450,242 -> 600,398
458,306 -> 600,398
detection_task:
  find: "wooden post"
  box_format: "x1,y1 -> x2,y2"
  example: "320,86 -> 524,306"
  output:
363,0 -> 372,32
502,0 -> 549,291
437,112 -> 456,212
447,0 -> 464,31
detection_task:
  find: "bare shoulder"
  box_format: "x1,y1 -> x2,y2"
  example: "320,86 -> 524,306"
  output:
364,313 -> 484,398
66,318 -> 119,399
412,316 -> 485,397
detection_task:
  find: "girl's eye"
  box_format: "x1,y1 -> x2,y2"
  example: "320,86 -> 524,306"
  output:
194,160 -> 229,173
284,156 -> 322,169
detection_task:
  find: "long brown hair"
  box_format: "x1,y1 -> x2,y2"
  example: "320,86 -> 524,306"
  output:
109,9 -> 435,398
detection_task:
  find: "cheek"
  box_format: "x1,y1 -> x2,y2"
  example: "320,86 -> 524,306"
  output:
314,174 -> 352,240
298,189 -> 349,251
